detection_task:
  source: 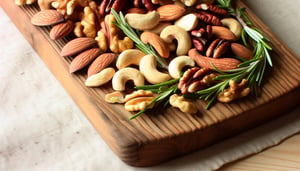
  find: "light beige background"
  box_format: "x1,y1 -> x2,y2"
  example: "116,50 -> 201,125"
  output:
0,0 -> 299,171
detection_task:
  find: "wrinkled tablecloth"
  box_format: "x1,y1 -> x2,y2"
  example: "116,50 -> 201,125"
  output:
0,0 -> 299,170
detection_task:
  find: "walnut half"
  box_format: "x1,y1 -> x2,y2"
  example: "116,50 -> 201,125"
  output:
217,79 -> 250,103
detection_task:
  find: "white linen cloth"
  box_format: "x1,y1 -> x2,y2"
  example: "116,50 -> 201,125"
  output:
0,0 -> 299,170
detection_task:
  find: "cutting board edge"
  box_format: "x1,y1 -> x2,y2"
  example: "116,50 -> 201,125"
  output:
2,1 -> 300,167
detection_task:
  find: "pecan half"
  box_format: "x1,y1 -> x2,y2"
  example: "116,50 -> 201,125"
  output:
196,3 -> 228,16
178,67 -> 217,94
194,11 -> 221,26
206,38 -> 231,58
99,0 -> 128,16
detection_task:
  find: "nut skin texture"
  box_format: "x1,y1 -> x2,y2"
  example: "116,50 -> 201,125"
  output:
141,31 -> 170,58
160,25 -> 192,56
178,67 -> 215,94
156,4 -> 186,21
231,43 -> 253,60
139,54 -> 171,84
87,53 -> 116,77
211,26 -> 238,41
125,11 -> 160,30
31,9 -> 64,26
50,20 -> 74,40
168,56 -> 195,78
194,11 -> 221,26
116,49 -> 146,69
60,37 -> 97,57
206,38 -> 231,58
85,67 -> 115,87
69,48 -> 102,73
169,94 -> 198,114
112,67 -> 145,91
188,48 -> 241,71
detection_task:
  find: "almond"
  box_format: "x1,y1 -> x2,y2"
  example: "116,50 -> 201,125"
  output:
231,43 -> 253,60
69,48 -> 102,73
60,37 -> 97,57
50,20 -> 74,40
211,26 -> 238,41
156,4 -> 186,21
188,48 -> 241,71
31,10 -> 64,26
87,53 -> 117,77
140,31 -> 169,58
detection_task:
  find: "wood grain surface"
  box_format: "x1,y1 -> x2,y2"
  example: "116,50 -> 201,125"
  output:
220,133 -> 300,170
1,0 -> 300,167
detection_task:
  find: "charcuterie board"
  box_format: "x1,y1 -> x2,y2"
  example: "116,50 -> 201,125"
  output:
1,0 -> 299,166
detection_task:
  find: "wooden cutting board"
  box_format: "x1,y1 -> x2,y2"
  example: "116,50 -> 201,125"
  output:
1,0 -> 299,166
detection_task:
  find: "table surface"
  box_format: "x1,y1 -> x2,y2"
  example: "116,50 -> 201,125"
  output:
1,0 -> 300,170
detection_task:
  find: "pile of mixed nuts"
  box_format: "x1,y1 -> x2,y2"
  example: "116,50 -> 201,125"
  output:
17,0 -> 269,117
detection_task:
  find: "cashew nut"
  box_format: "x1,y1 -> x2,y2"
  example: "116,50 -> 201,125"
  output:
125,11 -> 160,30
85,67 -> 115,87
139,54 -> 171,84
175,13 -> 198,31
180,0 -> 197,6
221,18 -> 242,39
116,49 -> 146,69
112,67 -> 145,91
168,56 -> 195,78
160,25 -> 192,56
145,22 -> 171,35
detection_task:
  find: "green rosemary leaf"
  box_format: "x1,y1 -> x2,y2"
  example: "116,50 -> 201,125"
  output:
135,78 -> 179,90
214,70 -> 245,80
205,95 -> 218,109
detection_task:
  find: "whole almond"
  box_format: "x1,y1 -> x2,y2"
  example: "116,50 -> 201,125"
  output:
231,43 -> 253,60
140,31 -> 169,58
188,48 -> 240,71
211,26 -> 237,41
50,20 -> 74,40
87,53 -> 116,77
157,4 -> 186,21
69,48 -> 102,73
31,10 -> 64,26
60,37 -> 97,57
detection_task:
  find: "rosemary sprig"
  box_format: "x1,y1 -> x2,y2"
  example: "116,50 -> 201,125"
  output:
110,1 -> 273,118
111,9 -> 168,69
131,81 -> 179,119
194,0 -> 273,108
